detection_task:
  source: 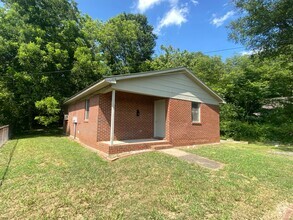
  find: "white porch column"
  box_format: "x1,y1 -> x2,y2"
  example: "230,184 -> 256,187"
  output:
110,90 -> 116,146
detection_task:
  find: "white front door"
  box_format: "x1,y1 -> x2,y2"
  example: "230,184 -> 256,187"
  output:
154,100 -> 166,138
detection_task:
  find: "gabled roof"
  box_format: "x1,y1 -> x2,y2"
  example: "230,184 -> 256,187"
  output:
64,67 -> 225,105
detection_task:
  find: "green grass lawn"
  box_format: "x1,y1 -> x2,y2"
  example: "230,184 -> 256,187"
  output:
0,132 -> 292,219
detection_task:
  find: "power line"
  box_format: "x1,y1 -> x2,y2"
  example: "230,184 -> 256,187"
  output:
35,69 -> 72,74
202,41 -> 293,54
203,46 -> 245,54
0,69 -> 72,77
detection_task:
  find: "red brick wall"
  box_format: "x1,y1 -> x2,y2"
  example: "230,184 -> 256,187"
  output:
97,91 -> 156,141
66,95 -> 99,147
97,92 -> 111,142
166,99 -> 220,145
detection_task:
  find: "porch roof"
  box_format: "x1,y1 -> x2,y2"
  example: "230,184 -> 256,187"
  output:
64,67 -> 225,105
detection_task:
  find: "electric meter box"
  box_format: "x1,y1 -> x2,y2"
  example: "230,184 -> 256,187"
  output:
72,116 -> 78,123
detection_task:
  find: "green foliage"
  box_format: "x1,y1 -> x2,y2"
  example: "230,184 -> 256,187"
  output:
34,97 -> 61,126
220,55 -> 292,143
0,4 -> 157,130
229,0 -> 293,58
0,0 -> 106,130
221,121 -> 293,143
98,13 -> 157,74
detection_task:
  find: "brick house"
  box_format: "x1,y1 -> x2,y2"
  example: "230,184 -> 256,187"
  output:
63,67 -> 225,155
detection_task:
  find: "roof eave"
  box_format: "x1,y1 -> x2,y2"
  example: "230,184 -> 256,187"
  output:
63,79 -> 112,105
183,68 -> 226,104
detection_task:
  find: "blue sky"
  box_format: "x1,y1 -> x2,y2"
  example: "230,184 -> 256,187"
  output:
75,0 -> 248,59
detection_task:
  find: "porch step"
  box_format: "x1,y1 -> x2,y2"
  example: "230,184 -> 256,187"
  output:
151,144 -> 173,150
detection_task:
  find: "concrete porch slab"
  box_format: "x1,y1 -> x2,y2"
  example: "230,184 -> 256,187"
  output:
101,138 -> 166,145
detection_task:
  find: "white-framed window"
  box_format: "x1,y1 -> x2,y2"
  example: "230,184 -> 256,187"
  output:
85,99 -> 90,120
192,102 -> 200,123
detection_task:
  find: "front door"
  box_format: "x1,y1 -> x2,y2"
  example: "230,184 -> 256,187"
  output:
154,100 -> 166,138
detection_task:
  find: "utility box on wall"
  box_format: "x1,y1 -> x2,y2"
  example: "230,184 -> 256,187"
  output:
72,116 -> 78,124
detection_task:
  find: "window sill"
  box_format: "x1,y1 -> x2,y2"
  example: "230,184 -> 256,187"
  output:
84,120 -> 89,123
192,122 -> 202,125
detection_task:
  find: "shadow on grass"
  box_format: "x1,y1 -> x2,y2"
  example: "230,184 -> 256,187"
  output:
0,128 -> 66,187
14,127 -> 64,139
0,139 -> 18,187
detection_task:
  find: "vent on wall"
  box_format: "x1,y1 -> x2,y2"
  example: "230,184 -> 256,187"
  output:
64,114 -> 69,121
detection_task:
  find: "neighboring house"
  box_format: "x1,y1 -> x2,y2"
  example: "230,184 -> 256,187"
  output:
262,97 -> 292,110
253,97 -> 292,116
63,67 -> 225,155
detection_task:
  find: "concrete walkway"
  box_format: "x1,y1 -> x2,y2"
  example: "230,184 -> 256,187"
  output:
159,148 -> 224,170
270,151 -> 293,156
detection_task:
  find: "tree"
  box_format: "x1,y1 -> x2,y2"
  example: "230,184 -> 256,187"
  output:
98,13 -> 157,75
220,55 -> 292,142
229,0 -> 293,58
223,56 -> 269,120
35,97 -> 60,126
0,0 -> 107,130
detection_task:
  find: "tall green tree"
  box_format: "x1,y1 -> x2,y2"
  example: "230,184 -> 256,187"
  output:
220,55 -> 292,142
223,55 -> 292,120
0,0 -> 108,130
229,0 -> 293,58
98,13 -> 157,75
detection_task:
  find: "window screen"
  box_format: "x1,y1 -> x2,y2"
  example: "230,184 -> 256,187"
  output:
85,99 -> 90,120
191,102 -> 200,122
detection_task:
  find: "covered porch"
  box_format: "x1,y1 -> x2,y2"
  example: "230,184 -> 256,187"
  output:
96,90 -> 172,154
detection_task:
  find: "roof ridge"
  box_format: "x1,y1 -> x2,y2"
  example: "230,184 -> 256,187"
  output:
103,67 -> 187,79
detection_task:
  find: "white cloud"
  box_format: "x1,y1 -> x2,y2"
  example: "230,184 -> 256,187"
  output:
223,2 -> 229,7
211,10 -> 234,27
155,6 -> 189,34
169,0 -> 179,7
191,0 -> 199,6
240,50 -> 259,56
137,0 -> 163,13
134,0 -> 195,33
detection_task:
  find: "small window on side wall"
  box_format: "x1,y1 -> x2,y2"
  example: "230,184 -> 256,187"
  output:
192,102 -> 200,123
85,99 -> 90,120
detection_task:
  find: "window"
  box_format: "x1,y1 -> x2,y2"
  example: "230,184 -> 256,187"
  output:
192,102 -> 200,123
85,99 -> 90,120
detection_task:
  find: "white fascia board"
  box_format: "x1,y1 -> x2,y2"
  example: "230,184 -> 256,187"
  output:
64,79 -> 112,105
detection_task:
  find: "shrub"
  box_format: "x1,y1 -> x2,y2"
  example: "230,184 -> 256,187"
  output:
220,121 -> 293,144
